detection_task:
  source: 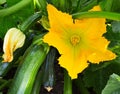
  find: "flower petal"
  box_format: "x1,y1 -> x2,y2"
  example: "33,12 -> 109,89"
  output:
88,37 -> 116,63
47,4 -> 73,34
44,4 -> 116,79
88,50 -> 116,63
2,28 -> 25,62
59,50 -> 89,79
44,30 -> 64,53
88,37 -> 110,51
75,6 -> 106,38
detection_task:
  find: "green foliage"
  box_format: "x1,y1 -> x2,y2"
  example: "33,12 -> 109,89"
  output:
47,0 -> 101,13
0,0 -> 6,5
1,0 -> 120,94
102,73 -> 120,94
0,0 -> 34,39
103,0 -> 120,12
83,61 -> 120,94
104,25 -> 120,55
72,0 -> 98,12
34,0 -> 47,14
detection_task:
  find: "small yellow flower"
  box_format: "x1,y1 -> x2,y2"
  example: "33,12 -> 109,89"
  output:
43,4 -> 116,79
2,28 -> 25,62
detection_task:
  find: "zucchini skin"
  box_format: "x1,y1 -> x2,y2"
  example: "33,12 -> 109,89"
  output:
43,47 -> 57,91
8,43 -> 49,94
19,12 -> 42,33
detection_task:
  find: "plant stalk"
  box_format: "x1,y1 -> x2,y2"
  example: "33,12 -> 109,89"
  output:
72,11 -> 120,21
64,70 -> 72,94
0,0 -> 32,17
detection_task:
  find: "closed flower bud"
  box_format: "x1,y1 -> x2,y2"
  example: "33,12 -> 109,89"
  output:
2,28 -> 25,62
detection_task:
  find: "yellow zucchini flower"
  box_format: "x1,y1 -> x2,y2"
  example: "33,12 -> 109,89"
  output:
2,28 -> 25,62
43,4 -> 116,79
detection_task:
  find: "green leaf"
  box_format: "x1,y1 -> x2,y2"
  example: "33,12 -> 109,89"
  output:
102,73 -> 120,94
0,0 -> 34,39
104,25 -> 120,55
78,0 -> 97,11
83,68 -> 108,94
111,21 -> 120,33
72,0 -> 98,13
83,61 -> 120,94
103,0 -> 120,12
0,0 -> 6,4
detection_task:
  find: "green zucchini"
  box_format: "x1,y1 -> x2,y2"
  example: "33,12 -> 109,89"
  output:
31,47 -> 57,93
8,42 -> 49,94
42,47 -> 57,92
19,11 -> 42,33
0,62 -> 9,77
31,63 -> 44,94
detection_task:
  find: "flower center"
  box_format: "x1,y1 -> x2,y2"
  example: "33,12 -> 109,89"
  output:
70,34 -> 80,46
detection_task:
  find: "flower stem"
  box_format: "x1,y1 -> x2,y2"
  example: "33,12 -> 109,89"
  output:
0,0 -> 32,17
64,69 -> 72,94
72,11 -> 120,21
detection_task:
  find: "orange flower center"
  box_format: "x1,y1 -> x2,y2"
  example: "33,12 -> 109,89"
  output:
70,34 -> 80,46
